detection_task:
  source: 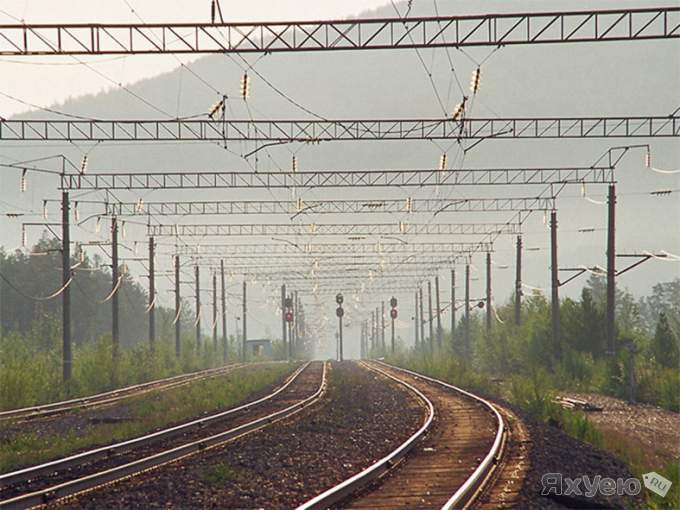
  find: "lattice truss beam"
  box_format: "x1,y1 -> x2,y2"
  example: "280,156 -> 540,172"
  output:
0,7 -> 676,55
147,222 -> 519,237
60,167 -> 614,190
169,241 -> 492,256
4,117 -> 676,142
183,255 -> 466,268
107,196 -> 555,216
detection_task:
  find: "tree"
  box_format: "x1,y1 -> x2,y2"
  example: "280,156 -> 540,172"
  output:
580,288 -> 606,357
651,312 -> 679,369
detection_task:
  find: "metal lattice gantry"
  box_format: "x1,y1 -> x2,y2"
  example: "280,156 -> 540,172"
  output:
185,256 -> 466,268
146,222 -> 520,237
59,167 -> 615,190
4,116 -> 677,142
0,7 -> 676,55
104,197 -> 555,216
169,241 -> 493,256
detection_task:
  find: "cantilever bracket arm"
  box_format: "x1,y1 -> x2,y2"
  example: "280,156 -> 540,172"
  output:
615,253 -> 667,277
557,267 -> 588,287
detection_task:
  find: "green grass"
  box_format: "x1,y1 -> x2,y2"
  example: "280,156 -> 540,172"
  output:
201,462 -> 240,484
0,363 -> 297,473
0,331 -> 238,411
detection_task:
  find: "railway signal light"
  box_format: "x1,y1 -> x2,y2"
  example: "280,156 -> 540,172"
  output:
336,306 -> 344,318
336,293 -> 344,305
285,311 -> 294,322
390,308 -> 398,319
285,297 -> 293,308
390,296 -> 398,308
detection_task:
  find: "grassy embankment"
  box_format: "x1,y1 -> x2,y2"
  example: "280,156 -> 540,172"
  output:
0,362 -> 297,473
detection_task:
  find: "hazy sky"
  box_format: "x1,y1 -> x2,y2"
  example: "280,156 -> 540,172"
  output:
0,0 -> 392,118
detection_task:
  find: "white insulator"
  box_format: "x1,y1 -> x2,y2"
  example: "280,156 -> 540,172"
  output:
470,67 -> 481,94
439,154 -> 447,171
452,101 -> 465,120
240,72 -> 250,100
645,151 -> 651,168
95,217 -> 101,233
80,155 -> 88,174
43,201 -> 48,220
74,202 -> 80,222
20,169 -> 27,192
21,225 -> 27,247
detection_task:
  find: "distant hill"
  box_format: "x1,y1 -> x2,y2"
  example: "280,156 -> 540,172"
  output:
1,0 -> 678,346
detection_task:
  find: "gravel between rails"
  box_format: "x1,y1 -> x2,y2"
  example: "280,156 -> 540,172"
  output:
0,362 -> 314,500
53,361 -> 425,509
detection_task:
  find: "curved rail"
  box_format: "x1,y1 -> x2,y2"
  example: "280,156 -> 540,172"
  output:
0,362 -> 308,489
297,360 -> 505,510
0,363 -> 249,421
1,362 -> 326,510
377,361 -> 506,510
297,361 -> 435,510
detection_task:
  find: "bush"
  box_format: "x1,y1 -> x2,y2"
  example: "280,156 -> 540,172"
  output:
0,329 -> 224,410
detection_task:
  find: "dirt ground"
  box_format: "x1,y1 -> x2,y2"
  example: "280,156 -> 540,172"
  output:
562,391 -> 680,466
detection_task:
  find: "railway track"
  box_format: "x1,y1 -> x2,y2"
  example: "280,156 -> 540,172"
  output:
0,361 -> 327,510
299,360 -> 506,510
0,363 -> 252,422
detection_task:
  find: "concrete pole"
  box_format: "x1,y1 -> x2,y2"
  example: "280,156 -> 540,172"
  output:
427,280 -> 434,354
195,265 -> 201,349
148,236 -> 156,349
515,235 -> 522,326
486,252 -> 492,332
414,291 -> 420,348
242,281 -> 247,361
550,211 -> 561,360
174,255 -> 180,357
281,284 -> 287,352
419,287 -> 425,347
464,264 -> 470,359
435,275 -> 442,349
451,268 -> 456,343
606,184 -> 617,356
220,260 -> 227,363
61,192 -> 72,382
111,218 -> 120,361
212,272 -> 218,351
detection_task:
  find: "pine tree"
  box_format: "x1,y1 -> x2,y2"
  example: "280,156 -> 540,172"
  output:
652,312 -> 679,369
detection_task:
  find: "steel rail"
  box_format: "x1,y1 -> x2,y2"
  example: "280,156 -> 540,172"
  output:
0,363 -> 246,421
0,362 -> 309,489
0,361 -> 328,510
375,361 -> 506,510
297,361 -> 435,510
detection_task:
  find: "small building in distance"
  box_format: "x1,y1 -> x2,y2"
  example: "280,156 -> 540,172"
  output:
245,338 -> 273,358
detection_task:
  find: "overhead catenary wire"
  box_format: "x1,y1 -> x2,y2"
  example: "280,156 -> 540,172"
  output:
0,271 -> 73,301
